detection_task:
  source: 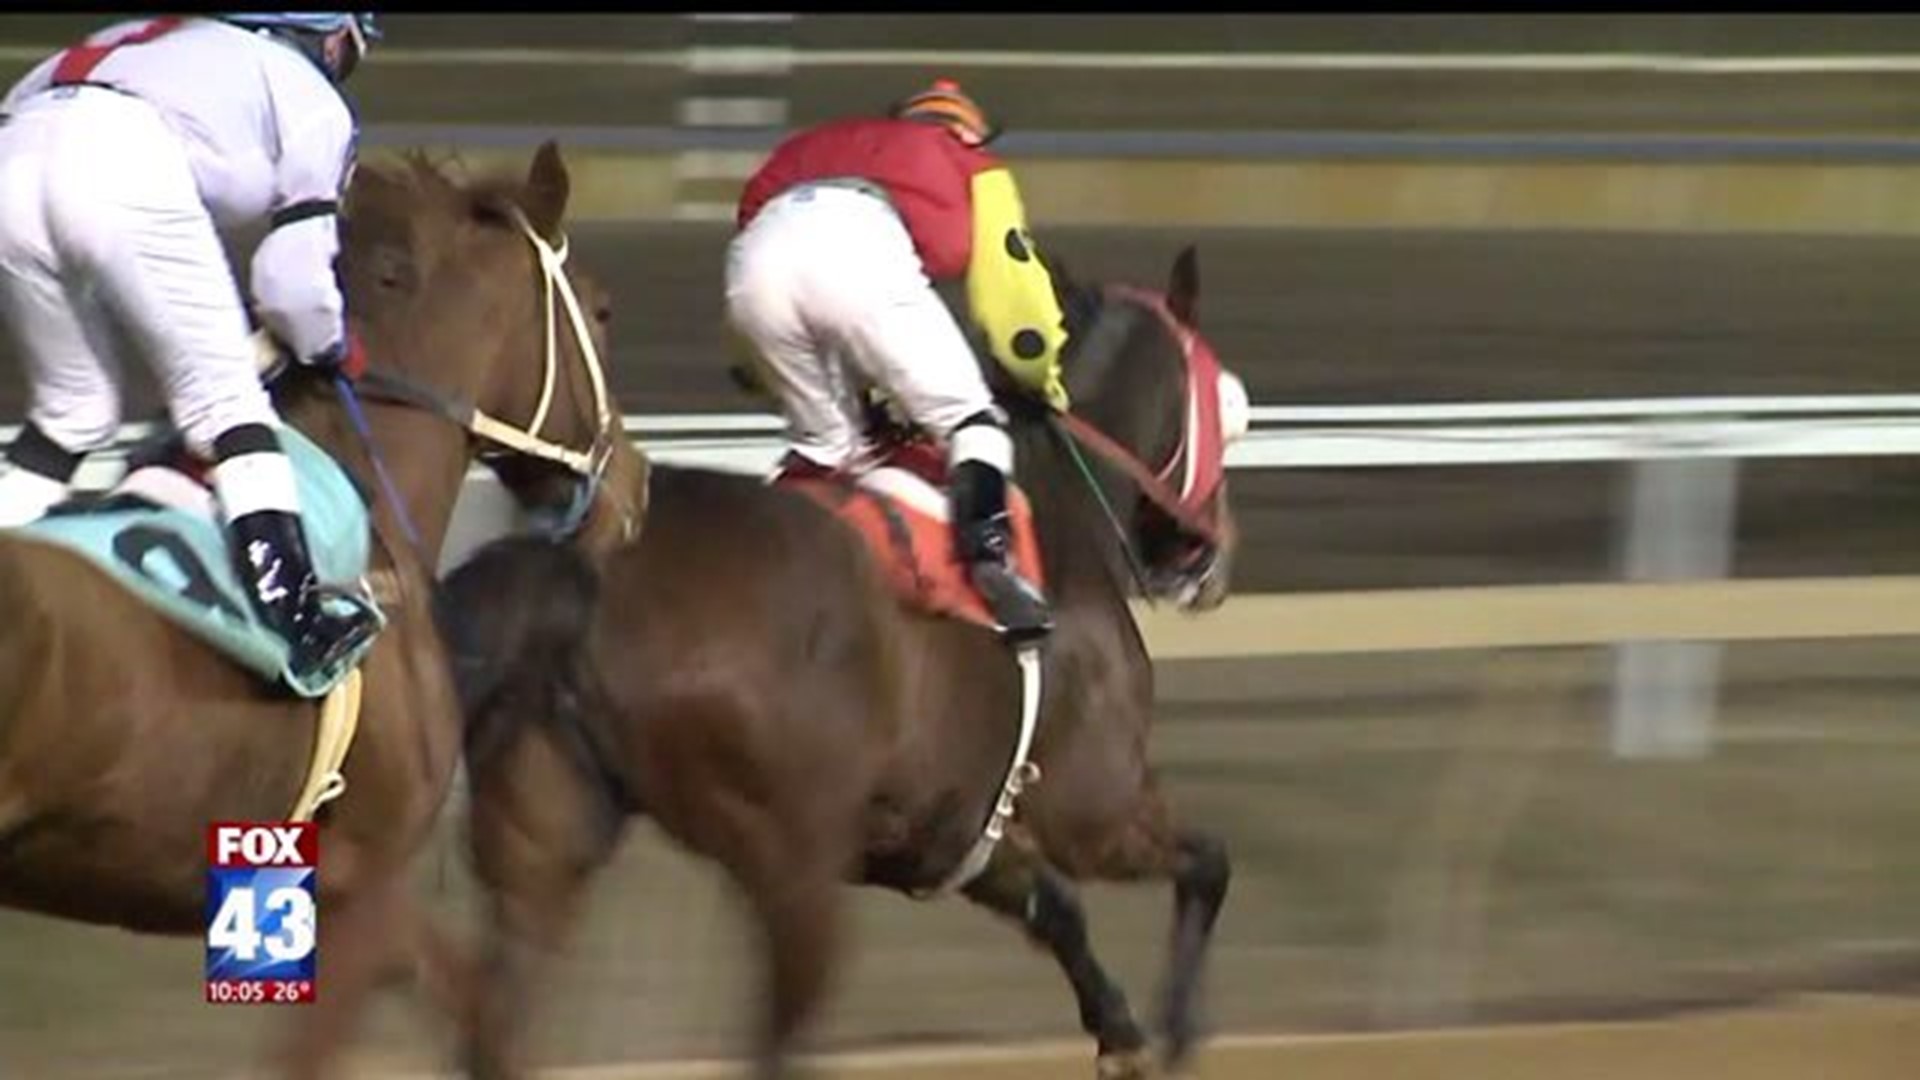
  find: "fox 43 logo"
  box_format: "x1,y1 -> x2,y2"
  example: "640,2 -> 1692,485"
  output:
204,822 -> 317,1004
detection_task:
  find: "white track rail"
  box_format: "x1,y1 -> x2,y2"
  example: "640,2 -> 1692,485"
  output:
26,391 -> 1920,485
25,393 -> 1918,761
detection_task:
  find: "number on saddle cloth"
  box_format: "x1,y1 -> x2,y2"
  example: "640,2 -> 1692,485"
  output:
111,524 -> 249,624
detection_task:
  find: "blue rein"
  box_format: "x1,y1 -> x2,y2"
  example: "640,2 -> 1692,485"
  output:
333,373 -> 428,559
334,369 -> 603,568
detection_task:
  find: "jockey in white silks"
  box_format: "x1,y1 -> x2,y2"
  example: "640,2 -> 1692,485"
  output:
0,13 -> 383,681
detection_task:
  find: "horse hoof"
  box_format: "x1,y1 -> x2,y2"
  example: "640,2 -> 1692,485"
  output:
1160,1043 -> 1201,1079
1096,1047 -> 1158,1080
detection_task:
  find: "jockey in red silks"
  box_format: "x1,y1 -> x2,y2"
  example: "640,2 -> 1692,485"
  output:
0,14 -> 383,680
729,79 -> 1072,643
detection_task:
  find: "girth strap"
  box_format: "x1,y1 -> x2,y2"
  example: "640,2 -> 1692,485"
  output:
914,643 -> 1046,899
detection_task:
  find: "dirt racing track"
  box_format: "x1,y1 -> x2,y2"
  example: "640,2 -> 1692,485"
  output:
318,574 -> 1920,1080
351,995 -> 1920,1079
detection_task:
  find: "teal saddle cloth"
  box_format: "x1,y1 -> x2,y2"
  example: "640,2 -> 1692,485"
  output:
9,427 -> 385,698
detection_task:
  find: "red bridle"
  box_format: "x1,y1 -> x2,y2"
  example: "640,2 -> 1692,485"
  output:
1053,284 -> 1231,549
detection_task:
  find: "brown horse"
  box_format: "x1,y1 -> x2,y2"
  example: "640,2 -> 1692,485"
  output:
0,141 -> 633,1077
444,248 -> 1242,1079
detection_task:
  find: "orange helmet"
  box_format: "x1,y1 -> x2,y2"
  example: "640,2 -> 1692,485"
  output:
891,78 -> 997,147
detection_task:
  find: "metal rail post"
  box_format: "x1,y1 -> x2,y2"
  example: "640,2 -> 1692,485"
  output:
1609,444 -> 1739,759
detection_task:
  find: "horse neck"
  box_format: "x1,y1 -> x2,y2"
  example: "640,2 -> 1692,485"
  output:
280,383 -> 472,573
1010,415 -> 1134,608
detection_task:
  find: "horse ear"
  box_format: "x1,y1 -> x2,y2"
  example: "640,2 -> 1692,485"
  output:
1168,245 -> 1200,327
522,140 -> 572,240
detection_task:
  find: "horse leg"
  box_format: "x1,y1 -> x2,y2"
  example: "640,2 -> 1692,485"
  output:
463,748 -> 625,1080
399,892 -> 483,1041
1158,829 -> 1231,1074
742,858 -> 843,1080
462,855 -> 603,1080
273,861 -> 413,1080
702,792 -> 849,1080
961,845 -> 1152,1079
1066,784 -> 1232,1077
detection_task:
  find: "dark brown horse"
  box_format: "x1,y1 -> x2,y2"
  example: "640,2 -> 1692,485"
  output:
0,142 -> 635,1078
445,249 -> 1242,1079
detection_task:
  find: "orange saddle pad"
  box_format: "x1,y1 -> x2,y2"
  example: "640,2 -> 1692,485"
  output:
773,440 -> 1045,632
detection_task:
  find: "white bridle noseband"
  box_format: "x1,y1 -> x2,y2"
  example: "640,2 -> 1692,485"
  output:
463,205 -> 617,478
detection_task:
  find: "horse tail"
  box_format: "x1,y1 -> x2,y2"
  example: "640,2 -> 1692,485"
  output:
434,535 -> 605,777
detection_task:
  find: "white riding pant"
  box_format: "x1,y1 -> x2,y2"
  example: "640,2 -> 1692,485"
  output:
0,86 -> 277,460
725,184 -> 998,472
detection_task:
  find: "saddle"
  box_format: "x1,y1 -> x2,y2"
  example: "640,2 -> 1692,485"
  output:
9,426 -> 384,699
772,434 -> 1045,633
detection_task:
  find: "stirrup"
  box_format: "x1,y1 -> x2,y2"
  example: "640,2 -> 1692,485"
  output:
971,561 -> 1054,645
289,586 -> 382,677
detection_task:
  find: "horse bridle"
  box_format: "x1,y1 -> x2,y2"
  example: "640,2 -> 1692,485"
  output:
1051,284 -> 1232,560
349,204 -> 629,539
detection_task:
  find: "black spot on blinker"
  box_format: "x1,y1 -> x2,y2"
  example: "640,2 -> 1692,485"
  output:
1005,229 -> 1031,262
1012,329 -> 1046,359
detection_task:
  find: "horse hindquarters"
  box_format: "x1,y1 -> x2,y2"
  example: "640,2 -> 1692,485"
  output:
450,474 -> 890,1078
608,474 -> 893,1076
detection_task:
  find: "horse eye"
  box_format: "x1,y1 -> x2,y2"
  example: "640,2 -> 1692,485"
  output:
593,303 -> 612,325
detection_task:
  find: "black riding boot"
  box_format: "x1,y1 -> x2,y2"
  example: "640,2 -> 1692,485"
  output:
228,508 -> 380,682
950,459 -> 1054,644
